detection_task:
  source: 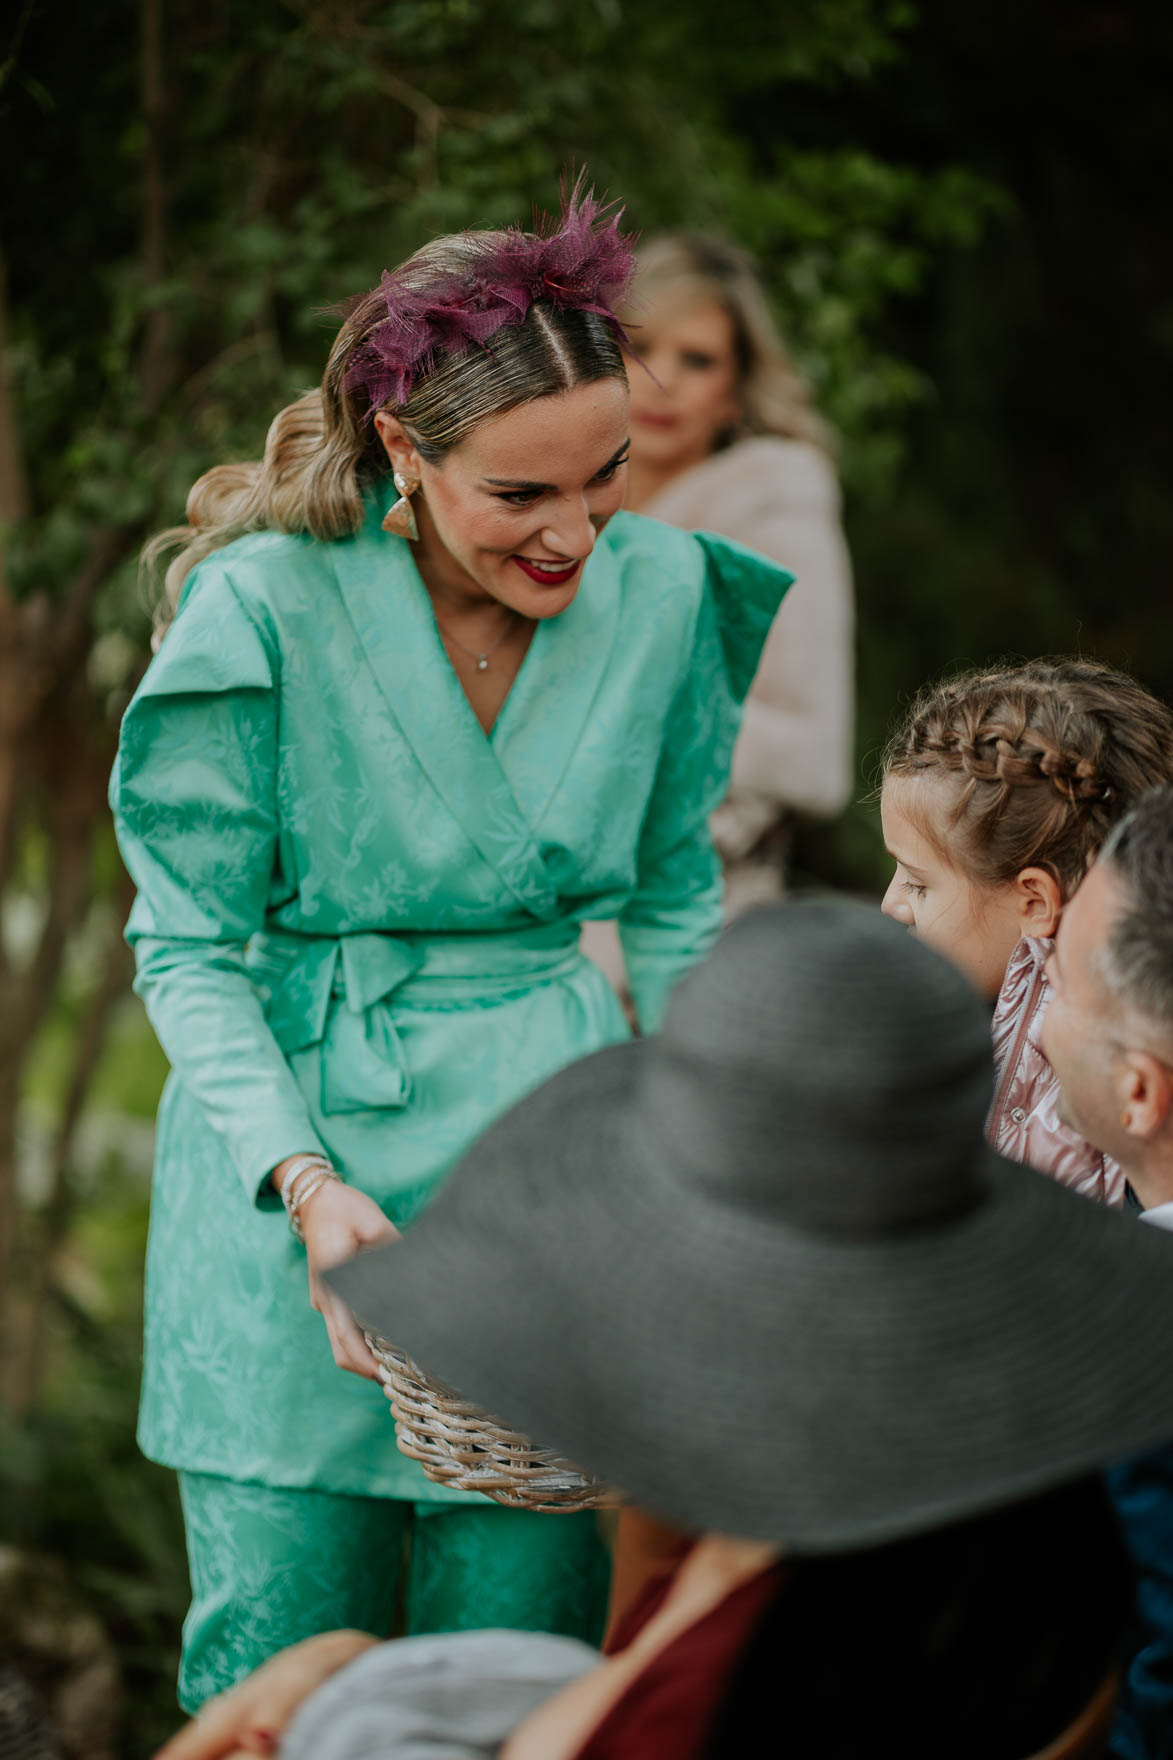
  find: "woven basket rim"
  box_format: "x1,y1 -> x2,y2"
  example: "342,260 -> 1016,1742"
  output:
365,1332 -> 611,1511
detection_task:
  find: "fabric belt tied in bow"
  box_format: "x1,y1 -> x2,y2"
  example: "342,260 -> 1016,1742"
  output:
248,926 -> 581,1116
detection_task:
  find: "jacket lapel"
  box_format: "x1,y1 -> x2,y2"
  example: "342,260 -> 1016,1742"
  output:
329,492 -> 558,920
490,527 -> 622,831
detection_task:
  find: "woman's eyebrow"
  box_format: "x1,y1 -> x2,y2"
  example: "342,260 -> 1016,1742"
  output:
482,437 -> 631,490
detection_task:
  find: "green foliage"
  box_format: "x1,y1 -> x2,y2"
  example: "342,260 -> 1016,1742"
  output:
4,0 -> 1003,639
722,151 -> 1008,494
24,987 -> 169,1123
833,1 -> 1173,896
0,1156 -> 188,1757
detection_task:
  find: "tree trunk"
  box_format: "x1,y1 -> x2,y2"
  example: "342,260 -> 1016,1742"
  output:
0,1051 -> 20,1401
9,883 -> 135,1415
0,684 -> 116,1395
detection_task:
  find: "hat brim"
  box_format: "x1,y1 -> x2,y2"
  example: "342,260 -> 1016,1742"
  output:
328,1037 -> 1172,1550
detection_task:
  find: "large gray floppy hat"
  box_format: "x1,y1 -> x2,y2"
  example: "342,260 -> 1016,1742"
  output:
328,900 -> 1173,1550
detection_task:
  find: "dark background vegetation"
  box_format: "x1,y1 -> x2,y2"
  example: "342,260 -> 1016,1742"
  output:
1,2 -> 1169,1751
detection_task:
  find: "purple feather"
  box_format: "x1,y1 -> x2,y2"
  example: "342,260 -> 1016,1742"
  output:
346,174 -> 636,414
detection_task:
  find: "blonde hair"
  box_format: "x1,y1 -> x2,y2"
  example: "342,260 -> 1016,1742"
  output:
881,659 -> 1173,897
625,233 -> 831,453
146,232 -> 627,631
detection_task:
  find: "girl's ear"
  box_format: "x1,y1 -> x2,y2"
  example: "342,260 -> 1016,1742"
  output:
1014,867 -> 1064,939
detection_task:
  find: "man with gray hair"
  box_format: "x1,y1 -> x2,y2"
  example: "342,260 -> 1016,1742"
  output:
1042,783 -> 1173,1215
1042,782 -> 1173,1760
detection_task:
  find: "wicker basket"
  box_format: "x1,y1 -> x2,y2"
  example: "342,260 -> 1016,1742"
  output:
366,1333 -> 610,1513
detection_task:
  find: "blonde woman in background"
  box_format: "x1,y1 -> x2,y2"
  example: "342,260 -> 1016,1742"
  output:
588,232 -> 853,977
584,234 -> 855,1631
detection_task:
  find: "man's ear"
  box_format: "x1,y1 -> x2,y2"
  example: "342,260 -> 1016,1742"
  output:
1117,1051 -> 1173,1141
1014,867 -> 1065,939
373,413 -> 422,480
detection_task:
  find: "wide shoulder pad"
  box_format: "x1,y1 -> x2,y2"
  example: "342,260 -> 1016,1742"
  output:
599,512 -> 791,703
692,529 -> 793,703
141,562 -> 275,699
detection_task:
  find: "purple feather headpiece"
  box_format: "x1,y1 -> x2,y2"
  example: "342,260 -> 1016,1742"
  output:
346,177 -> 636,413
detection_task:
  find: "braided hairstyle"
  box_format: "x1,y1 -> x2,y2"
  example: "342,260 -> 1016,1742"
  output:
881,659 -> 1173,896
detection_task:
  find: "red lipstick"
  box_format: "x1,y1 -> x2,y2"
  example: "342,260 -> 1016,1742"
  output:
512,557 -> 582,586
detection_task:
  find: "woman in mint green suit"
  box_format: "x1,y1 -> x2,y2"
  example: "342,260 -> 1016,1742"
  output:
110,185 -> 790,1713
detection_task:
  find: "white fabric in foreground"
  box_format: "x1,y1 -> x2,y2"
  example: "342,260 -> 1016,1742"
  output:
280,1629 -> 598,1760
1141,1201 -> 1173,1233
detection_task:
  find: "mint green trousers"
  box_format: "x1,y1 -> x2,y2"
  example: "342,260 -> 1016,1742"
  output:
177,1473 -> 610,1713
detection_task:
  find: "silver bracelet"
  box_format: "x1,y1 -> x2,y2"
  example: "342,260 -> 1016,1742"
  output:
277,1153 -> 331,1213
277,1154 -> 341,1240
278,1153 -> 330,1188
287,1169 -> 341,1240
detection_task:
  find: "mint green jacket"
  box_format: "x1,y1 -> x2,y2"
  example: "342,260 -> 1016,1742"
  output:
110,492 -> 790,1499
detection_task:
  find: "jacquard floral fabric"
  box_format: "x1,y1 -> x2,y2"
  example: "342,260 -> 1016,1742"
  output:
110,488 -> 791,1501
176,1473 -> 609,1709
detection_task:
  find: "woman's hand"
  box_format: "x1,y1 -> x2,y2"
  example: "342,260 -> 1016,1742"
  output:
153,1630 -> 380,1759
272,1160 -> 400,1379
305,1181 -> 400,1378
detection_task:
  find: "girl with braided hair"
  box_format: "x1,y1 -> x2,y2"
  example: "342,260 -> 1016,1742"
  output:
880,658 -> 1173,1204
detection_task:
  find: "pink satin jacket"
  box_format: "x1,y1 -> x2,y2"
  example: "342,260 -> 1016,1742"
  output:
987,936 -> 1125,1206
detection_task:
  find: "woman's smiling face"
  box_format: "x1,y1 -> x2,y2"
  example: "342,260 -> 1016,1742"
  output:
376,378 -> 630,619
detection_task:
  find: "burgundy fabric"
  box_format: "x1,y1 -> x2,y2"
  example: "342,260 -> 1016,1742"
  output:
603,1512 -> 694,1652
574,1561 -> 784,1760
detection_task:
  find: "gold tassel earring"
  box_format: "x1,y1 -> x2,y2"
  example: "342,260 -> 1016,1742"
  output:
383,469 -> 420,541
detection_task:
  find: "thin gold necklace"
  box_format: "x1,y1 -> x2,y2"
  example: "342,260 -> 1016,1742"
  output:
436,608 -> 518,672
